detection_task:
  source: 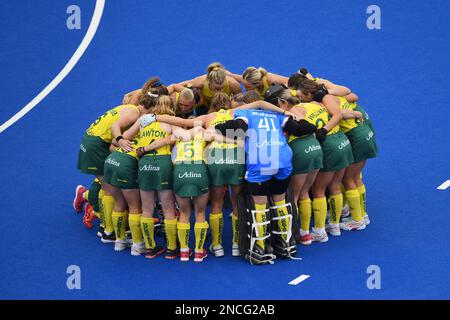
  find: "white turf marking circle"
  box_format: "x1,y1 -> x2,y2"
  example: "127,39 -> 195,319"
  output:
437,180 -> 450,190
288,275 -> 310,286
0,0 -> 106,134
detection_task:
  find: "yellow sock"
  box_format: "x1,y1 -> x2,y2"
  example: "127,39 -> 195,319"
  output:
231,214 -> 239,245
177,222 -> 190,249
341,184 -> 348,207
274,199 -> 289,241
164,219 -> 178,250
98,189 -> 105,228
194,221 -> 209,251
102,195 -> 115,233
129,213 -> 143,244
255,203 -> 267,249
312,197 -> 327,229
357,184 -> 367,217
329,193 -> 343,224
112,211 -> 127,240
298,199 -> 312,232
345,189 -> 363,222
209,212 -> 223,247
140,217 -> 155,249
82,190 -> 89,200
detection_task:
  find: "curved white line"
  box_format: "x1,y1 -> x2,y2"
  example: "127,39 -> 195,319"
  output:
0,0 -> 106,133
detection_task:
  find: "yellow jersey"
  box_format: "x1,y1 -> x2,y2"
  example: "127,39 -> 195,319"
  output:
136,122 -> 172,156
337,97 -> 359,133
86,104 -> 139,143
202,79 -> 231,104
288,102 -> 339,143
254,76 -> 270,99
209,109 -> 237,149
175,132 -> 206,163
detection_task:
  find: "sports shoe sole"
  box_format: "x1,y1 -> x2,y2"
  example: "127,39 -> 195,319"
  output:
101,238 -> 116,244
194,253 -> 208,262
209,246 -> 224,257
312,236 -> 329,243
300,240 -> 312,245
114,245 -> 128,252
145,248 -> 165,259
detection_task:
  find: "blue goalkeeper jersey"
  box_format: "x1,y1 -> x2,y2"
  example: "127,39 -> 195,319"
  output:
234,109 -> 293,182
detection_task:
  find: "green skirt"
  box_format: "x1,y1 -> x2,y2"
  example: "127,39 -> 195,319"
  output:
345,124 -> 378,163
207,147 -> 245,186
289,135 -> 323,175
138,155 -> 174,191
77,134 -> 110,176
354,104 -> 375,134
173,162 -> 209,197
320,131 -> 355,172
103,152 -> 139,189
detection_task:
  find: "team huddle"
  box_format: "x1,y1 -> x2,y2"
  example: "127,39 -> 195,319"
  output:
74,62 -> 377,264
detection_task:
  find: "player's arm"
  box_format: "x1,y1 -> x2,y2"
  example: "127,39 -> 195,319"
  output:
342,109 -> 364,122
225,70 -> 251,88
122,118 -> 141,140
177,75 -> 206,88
156,114 -> 207,128
317,79 -> 351,96
214,119 -> 249,137
282,118 -> 317,136
228,76 -> 243,94
266,72 -> 289,85
172,125 -> 203,141
344,92 -> 359,103
111,108 -> 140,152
321,95 -> 343,131
167,83 -> 187,94
136,135 -> 175,158
232,101 -> 300,120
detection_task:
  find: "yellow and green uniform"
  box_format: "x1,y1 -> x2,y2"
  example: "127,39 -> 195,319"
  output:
253,76 -> 271,99
77,104 -> 139,176
137,122 -> 174,191
103,135 -> 140,190
287,103 -> 325,175
352,102 -> 374,134
298,101 -> 353,172
173,132 -> 209,197
207,109 -> 245,186
202,79 -> 232,105
86,104 -> 139,143
337,97 -> 378,163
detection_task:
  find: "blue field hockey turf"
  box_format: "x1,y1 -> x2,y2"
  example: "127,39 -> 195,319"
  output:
0,0 -> 449,299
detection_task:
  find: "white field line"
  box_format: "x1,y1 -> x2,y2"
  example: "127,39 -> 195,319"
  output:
0,0 -> 106,133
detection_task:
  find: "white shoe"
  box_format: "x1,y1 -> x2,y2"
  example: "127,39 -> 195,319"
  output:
131,242 -> 146,256
311,228 -> 329,243
341,204 -> 350,218
340,218 -> 366,231
363,214 -> 370,225
209,244 -> 225,257
114,239 -> 129,251
326,223 -> 341,236
232,243 -> 240,257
